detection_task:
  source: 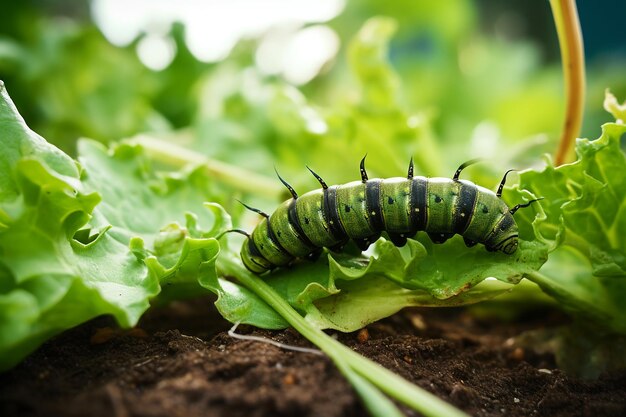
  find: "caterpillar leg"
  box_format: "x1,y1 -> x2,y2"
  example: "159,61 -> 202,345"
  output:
428,232 -> 454,244
388,232 -> 408,247
306,248 -> 323,262
329,240 -> 349,253
463,237 -> 478,247
353,234 -> 380,251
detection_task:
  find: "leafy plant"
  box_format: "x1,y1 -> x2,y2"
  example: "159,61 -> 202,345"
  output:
0,81 -> 223,369
0,78 -> 467,417
2,1 -> 626,416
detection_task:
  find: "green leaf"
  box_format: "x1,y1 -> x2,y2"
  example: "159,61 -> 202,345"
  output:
201,252 -> 289,329
530,248 -> 626,333
348,16 -> 400,112
521,122 -> 626,334
0,81 -> 158,370
604,89 -> 626,123
0,83 -> 229,370
0,81 -> 80,203
200,275 -> 289,330
77,139 -> 231,303
304,236 -> 545,331
214,230 -> 548,333
343,17 -> 443,177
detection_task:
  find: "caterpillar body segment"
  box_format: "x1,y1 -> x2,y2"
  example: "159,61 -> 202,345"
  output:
239,161 -> 533,274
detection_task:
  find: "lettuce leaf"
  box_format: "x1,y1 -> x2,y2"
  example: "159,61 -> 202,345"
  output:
0,81 -> 154,370
0,82 -> 225,370
210,226 -> 548,332
519,106 -> 626,334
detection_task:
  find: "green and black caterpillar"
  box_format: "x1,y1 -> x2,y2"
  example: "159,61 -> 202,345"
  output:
233,157 -> 541,274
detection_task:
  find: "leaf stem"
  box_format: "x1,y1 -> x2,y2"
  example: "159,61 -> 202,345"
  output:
549,0 -> 586,166
218,255 -> 468,417
523,269 -> 610,321
132,135 -> 283,198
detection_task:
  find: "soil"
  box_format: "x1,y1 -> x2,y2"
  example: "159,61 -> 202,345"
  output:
1,297 -> 625,417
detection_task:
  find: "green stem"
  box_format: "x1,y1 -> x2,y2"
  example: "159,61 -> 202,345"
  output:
549,0 -> 586,166
524,268 -> 612,322
218,255 -> 469,417
133,135 -> 283,198
330,360 -> 407,417
524,270 -> 558,286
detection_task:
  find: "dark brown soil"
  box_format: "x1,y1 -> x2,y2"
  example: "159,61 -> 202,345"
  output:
1,297 -> 625,417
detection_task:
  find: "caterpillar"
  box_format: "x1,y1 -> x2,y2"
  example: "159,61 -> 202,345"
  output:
233,157 -> 540,274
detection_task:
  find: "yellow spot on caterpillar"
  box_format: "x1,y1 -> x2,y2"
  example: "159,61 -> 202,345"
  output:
371,211 -> 376,215
329,220 -> 334,225
460,212 -> 466,217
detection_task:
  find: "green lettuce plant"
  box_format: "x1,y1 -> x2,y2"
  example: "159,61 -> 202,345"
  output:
2,2 -> 626,416
0,80 -> 222,369
0,79 -> 467,417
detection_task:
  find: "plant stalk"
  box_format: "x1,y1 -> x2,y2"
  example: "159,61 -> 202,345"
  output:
133,135 -> 283,198
549,0 -> 586,166
218,255 -> 469,417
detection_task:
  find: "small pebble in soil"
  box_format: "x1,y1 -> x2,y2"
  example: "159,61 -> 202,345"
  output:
449,383 -> 479,403
90,327 -> 117,344
509,347 -> 525,361
357,328 -> 370,343
127,328 -> 149,338
283,373 -> 296,385
408,313 -> 427,330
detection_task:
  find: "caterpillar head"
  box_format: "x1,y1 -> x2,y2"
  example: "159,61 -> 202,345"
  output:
241,239 -> 272,274
498,234 -> 519,254
486,213 -> 519,255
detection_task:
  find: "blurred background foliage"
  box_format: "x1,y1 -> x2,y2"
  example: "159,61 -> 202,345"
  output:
1,0 -> 625,211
